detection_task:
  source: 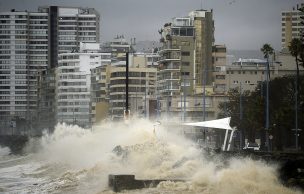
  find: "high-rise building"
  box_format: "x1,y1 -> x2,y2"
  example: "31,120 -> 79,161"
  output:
281,3 -> 304,49
0,6 -> 100,133
108,65 -> 157,120
55,43 -> 109,128
0,10 -> 49,134
212,45 -> 227,94
90,52 -> 159,122
157,9 -> 214,117
189,10 -> 214,86
37,68 -> 55,134
38,6 -> 100,67
101,35 -> 132,66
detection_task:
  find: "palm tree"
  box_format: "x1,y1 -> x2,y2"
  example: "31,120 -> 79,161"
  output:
289,38 -> 302,78
261,43 -> 274,58
289,38 -> 302,150
261,43 -> 274,152
261,44 -> 274,79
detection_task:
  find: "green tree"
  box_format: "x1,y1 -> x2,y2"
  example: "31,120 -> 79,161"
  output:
218,87 -> 263,144
289,38 -> 302,76
297,5 -> 304,68
218,76 -> 304,151
289,38 -> 303,150
261,43 -> 274,58
261,43 -> 274,151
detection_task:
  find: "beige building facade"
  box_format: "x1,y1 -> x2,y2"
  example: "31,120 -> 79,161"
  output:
281,3 -> 303,49
91,53 -> 159,122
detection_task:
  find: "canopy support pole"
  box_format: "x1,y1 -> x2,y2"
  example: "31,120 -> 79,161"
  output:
227,130 -> 235,151
222,129 -> 229,151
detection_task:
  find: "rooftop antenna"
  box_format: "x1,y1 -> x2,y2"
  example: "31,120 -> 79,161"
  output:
201,0 -> 203,10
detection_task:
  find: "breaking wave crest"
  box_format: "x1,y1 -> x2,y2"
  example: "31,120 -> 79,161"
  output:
10,119 -> 302,193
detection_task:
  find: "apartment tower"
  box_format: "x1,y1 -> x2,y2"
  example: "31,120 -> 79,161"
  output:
281,3 -> 304,49
0,6 -> 100,133
157,9 -> 214,116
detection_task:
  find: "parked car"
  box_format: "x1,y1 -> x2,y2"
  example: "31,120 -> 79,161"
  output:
243,142 -> 260,151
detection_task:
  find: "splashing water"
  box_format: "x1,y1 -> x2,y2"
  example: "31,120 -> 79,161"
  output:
0,146 -> 10,157
0,119 -> 302,194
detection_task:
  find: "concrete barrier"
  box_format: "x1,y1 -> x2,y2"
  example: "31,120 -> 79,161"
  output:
108,174 -> 185,192
108,151 -> 304,192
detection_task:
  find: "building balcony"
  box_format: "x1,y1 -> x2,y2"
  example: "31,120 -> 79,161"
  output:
159,86 -> 180,93
111,61 -> 126,66
159,64 -> 180,71
109,99 -> 125,103
157,56 -> 180,63
158,48 -> 180,53
172,106 -> 215,113
159,75 -> 180,80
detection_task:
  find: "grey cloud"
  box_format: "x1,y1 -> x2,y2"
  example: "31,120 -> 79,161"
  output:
0,0 -> 302,50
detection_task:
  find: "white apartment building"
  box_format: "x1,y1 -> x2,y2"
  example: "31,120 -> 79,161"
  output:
0,10 -> 48,134
101,35 -> 132,66
38,6 -> 100,67
0,6 -> 100,133
55,43 -> 110,128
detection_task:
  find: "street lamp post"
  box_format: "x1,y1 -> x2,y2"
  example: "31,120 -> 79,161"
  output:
295,78 -> 299,150
265,57 -> 270,152
180,77 -> 184,121
144,77 -> 147,118
239,82 -> 243,149
183,78 -> 186,122
135,85 -> 138,115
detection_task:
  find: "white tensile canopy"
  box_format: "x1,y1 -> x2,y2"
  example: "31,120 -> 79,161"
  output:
183,117 -> 233,130
183,117 -> 236,151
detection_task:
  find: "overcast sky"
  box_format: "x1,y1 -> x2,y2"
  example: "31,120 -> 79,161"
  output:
0,0 -> 302,50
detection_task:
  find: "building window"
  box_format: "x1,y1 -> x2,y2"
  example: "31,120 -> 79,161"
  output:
182,62 -> 190,66
215,75 -> 225,79
181,51 -> 190,56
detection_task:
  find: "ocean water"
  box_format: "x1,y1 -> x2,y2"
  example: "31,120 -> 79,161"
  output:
0,119 -> 301,194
